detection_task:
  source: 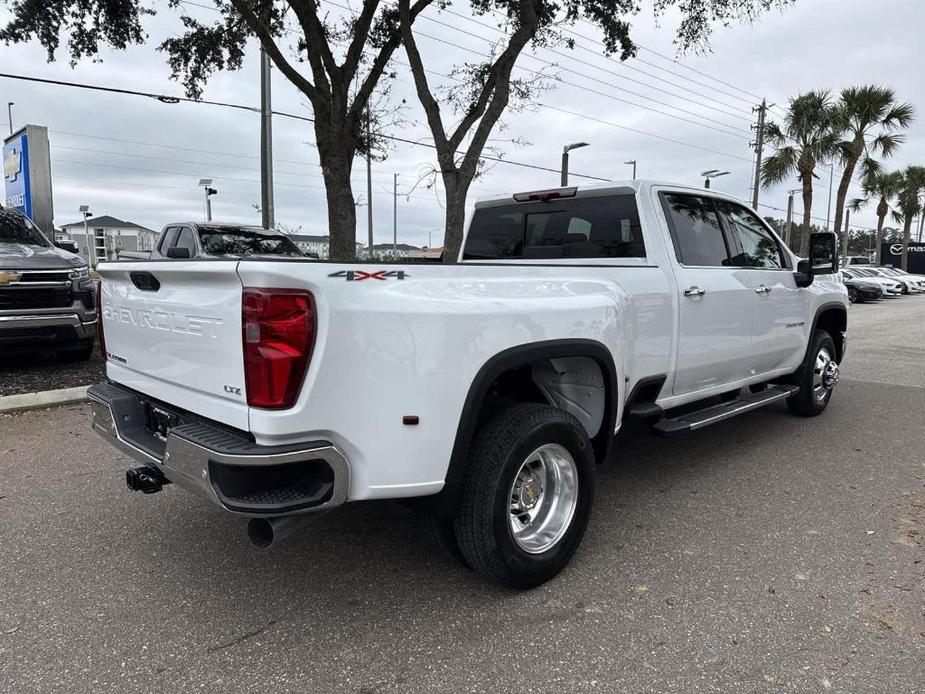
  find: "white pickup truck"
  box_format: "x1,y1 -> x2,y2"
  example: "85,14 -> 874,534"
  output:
89,181 -> 847,588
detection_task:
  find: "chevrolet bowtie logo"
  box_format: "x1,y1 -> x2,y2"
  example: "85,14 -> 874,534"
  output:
0,271 -> 23,285
3,148 -> 21,182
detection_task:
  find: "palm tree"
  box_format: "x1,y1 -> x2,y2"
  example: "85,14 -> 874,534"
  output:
761,91 -> 842,256
831,86 -> 914,239
892,166 -> 925,270
848,170 -> 903,263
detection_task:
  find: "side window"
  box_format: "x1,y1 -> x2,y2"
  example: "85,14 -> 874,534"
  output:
463,195 -> 645,260
718,202 -> 785,269
158,227 -> 179,254
660,194 -> 730,266
175,227 -> 197,255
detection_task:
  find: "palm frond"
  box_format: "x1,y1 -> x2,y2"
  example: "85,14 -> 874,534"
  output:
848,197 -> 868,213
761,147 -> 798,187
871,132 -> 904,157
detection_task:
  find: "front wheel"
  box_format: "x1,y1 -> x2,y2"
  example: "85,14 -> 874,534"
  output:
454,403 -> 595,589
787,330 -> 839,417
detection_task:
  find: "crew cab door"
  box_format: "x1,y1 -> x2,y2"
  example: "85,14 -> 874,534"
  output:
659,193 -> 754,396
715,200 -> 809,373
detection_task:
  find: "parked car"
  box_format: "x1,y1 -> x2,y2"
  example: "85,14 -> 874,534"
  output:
874,266 -> 925,293
89,181 -> 848,588
842,275 -> 884,303
0,208 -> 97,361
116,223 -> 305,260
843,255 -> 872,266
841,267 -> 903,297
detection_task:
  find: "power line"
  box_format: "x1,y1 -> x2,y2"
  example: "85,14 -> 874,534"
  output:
431,5 -> 755,121
410,29 -> 751,141
0,71 -> 611,182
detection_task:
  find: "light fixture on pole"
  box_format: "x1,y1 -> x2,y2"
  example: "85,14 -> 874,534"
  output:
702,169 -> 730,189
79,205 -> 94,267
624,160 -> 637,180
561,142 -> 589,186
199,178 -> 217,221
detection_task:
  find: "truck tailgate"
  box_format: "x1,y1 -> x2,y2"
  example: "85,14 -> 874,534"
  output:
98,261 -> 249,430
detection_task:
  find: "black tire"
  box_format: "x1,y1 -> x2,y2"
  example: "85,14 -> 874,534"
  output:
56,339 -> 95,364
423,513 -> 470,569
454,403 -> 595,589
847,286 -> 859,304
787,330 -> 838,417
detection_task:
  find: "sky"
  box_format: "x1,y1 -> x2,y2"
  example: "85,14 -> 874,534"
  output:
1,0 -> 923,247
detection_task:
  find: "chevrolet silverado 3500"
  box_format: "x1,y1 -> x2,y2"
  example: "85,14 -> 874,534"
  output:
89,181 -> 847,588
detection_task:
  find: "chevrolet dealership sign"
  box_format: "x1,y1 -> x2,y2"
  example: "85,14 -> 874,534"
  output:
3,124 -> 54,235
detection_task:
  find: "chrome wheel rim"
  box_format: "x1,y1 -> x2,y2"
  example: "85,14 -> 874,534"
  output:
508,443 -> 578,554
812,346 -> 839,403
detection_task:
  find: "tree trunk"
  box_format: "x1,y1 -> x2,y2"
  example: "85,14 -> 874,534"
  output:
800,172 -> 814,257
902,216 -> 913,270
317,127 -> 359,262
832,136 -> 863,235
875,198 -> 887,264
442,174 -> 472,264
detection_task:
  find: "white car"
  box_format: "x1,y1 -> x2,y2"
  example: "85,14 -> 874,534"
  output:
841,267 -> 904,296
88,181 -> 848,588
874,266 -> 925,293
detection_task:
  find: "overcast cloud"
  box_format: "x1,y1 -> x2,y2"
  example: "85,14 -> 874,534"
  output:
2,0 -> 923,247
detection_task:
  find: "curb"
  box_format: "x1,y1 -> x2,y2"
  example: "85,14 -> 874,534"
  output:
0,385 -> 90,414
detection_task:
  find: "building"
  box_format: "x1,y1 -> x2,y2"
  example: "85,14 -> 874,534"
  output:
407,246 -> 443,259
288,234 -> 330,259
369,243 -> 422,259
59,215 -> 158,263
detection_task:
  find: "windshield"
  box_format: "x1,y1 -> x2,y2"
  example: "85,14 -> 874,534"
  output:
0,209 -> 51,247
197,226 -> 303,257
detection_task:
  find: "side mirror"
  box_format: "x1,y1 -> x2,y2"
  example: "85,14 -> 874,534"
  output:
56,240 -> 79,253
794,232 -> 838,288
810,232 -> 838,274
166,247 -> 192,259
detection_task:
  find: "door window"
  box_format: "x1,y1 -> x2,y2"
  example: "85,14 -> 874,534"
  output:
717,202 -> 786,269
158,227 -> 179,254
660,194 -> 730,266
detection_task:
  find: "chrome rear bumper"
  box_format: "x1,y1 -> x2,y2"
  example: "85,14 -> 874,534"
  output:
88,382 -> 350,516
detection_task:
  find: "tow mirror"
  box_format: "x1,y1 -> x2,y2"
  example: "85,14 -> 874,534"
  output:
795,232 -> 838,288
166,247 -> 192,259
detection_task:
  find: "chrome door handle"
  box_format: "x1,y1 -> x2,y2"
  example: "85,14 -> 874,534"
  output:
683,286 -> 706,297
754,285 -> 772,294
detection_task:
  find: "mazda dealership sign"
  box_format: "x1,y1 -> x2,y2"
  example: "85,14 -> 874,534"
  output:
881,242 -> 925,273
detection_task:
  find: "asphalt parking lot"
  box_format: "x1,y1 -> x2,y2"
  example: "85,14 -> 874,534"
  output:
1,299 -> 923,693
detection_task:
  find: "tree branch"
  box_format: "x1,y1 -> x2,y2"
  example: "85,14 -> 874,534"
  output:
342,0 -> 381,78
287,0 -> 337,93
227,0 -> 318,101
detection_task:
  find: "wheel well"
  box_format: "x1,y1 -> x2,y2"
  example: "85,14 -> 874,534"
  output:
815,307 -> 847,361
438,340 -> 618,504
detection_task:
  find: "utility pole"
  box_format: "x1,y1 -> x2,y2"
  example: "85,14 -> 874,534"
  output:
825,162 -> 834,231
750,99 -> 767,209
393,173 -> 398,257
785,190 -> 795,247
366,114 -> 374,258
259,46 -> 275,229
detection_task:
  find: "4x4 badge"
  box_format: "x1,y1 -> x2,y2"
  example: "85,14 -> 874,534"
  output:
328,270 -> 409,281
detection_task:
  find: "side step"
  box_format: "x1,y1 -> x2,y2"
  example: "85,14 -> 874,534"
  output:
652,385 -> 798,436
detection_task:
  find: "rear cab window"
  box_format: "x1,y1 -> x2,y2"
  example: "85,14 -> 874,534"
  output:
463,194 -> 645,261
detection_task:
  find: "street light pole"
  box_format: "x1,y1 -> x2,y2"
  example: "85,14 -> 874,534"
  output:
393,173 -> 398,257
561,142 -> 589,186
785,189 -> 799,247
79,205 -> 94,268
624,160 -> 637,180
702,170 -> 730,190
6,102 -> 12,134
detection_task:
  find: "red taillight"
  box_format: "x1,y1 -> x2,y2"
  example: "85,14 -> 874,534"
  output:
242,288 -> 316,409
96,280 -> 106,361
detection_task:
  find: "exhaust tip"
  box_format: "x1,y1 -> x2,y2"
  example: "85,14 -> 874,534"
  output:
247,517 -> 274,548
